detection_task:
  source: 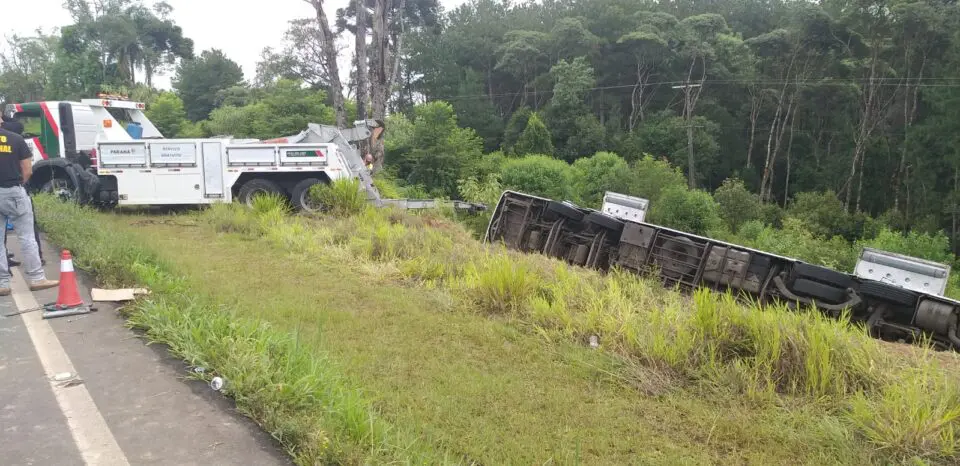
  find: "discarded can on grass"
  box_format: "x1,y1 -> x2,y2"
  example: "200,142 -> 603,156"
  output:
192,367 -> 206,375
589,335 -> 600,349
210,376 -> 225,391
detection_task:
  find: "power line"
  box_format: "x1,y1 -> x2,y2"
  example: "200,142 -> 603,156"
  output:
419,76 -> 960,102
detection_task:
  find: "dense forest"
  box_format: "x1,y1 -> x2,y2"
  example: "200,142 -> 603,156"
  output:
4,0 -> 960,273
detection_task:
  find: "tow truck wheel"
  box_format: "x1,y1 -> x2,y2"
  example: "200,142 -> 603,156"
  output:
238,178 -> 284,207
291,178 -> 327,213
40,177 -> 78,202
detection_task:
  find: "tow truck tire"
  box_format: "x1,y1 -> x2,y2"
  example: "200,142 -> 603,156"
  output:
792,262 -> 854,289
547,201 -> 584,222
238,178 -> 283,207
291,178 -> 327,213
39,177 -> 78,202
858,281 -> 919,308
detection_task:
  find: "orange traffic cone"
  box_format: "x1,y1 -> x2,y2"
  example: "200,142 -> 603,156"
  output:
55,250 -> 84,309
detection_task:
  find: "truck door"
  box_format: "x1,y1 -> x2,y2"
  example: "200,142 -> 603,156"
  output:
201,142 -> 224,199
13,103 -> 60,161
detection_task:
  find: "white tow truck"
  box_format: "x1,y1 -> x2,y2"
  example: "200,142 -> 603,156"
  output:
3,95 -> 484,213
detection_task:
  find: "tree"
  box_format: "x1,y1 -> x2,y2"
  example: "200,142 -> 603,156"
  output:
205,79 -> 335,140
890,1 -> 951,212
382,101 -> 483,197
632,111 -> 720,185
145,91 -> 187,137
546,57 -> 598,160
616,12 -> 678,130
514,112 -> 554,155
495,30 -> 549,109
173,49 -> 244,121
502,107 -> 533,153
368,0 -> 440,168
713,177 -> 761,232
0,34 -> 58,104
674,14 -> 733,188
60,0 -> 193,88
303,0 -> 347,128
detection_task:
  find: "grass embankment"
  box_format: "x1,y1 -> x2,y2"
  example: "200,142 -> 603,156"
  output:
34,192 -> 960,465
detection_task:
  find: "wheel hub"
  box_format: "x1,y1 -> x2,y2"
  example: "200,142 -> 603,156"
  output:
299,189 -> 325,213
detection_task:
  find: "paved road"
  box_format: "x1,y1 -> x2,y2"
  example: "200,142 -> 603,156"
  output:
0,233 -> 291,466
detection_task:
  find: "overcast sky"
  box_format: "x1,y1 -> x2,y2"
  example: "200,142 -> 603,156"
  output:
8,0 -> 467,91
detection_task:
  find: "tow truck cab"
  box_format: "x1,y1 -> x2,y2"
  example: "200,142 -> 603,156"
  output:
3,95 -> 162,165
3,96 -> 162,199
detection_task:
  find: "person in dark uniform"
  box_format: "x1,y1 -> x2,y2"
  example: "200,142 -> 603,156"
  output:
1,116 -> 44,268
0,119 -> 58,295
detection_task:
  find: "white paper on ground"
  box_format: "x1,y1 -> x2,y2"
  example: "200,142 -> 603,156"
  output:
90,288 -> 150,302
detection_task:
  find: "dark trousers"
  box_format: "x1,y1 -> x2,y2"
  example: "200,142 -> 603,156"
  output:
5,194 -> 43,267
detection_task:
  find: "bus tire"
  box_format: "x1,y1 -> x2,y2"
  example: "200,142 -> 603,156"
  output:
791,278 -> 847,304
793,262 -> 854,289
859,281 -> 918,308
585,211 -> 625,233
547,201 -> 584,222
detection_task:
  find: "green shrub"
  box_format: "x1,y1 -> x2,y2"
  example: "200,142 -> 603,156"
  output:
786,191 -> 878,241
713,177 -> 761,233
372,174 -> 404,199
759,202 -> 785,228
626,154 -> 687,204
458,252 -> 543,315
571,151 -> 632,208
310,178 -> 368,217
650,185 -> 724,235
500,154 -> 575,201
858,228 -> 954,265
735,217 -> 858,272
250,191 -> 289,216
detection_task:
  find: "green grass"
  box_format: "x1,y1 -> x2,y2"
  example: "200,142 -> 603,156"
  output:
309,178 -> 368,217
33,194 -> 960,465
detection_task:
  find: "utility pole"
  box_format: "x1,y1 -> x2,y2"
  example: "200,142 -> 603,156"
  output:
673,82 -> 702,189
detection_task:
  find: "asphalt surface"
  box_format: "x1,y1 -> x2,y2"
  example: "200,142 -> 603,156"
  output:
0,233 -> 291,466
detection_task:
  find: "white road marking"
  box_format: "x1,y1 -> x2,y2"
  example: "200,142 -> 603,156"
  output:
12,269 -> 129,466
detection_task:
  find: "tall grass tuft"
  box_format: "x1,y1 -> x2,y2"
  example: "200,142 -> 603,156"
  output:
458,252 -> 542,315
847,351 -> 960,460
310,178 -> 367,217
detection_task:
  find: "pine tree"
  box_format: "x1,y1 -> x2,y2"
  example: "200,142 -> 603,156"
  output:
513,112 -> 554,156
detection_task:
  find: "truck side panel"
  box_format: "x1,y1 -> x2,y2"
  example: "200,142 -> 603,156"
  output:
97,139 -> 342,207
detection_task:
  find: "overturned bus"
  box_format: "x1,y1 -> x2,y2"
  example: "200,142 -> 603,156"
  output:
484,190 -> 960,351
